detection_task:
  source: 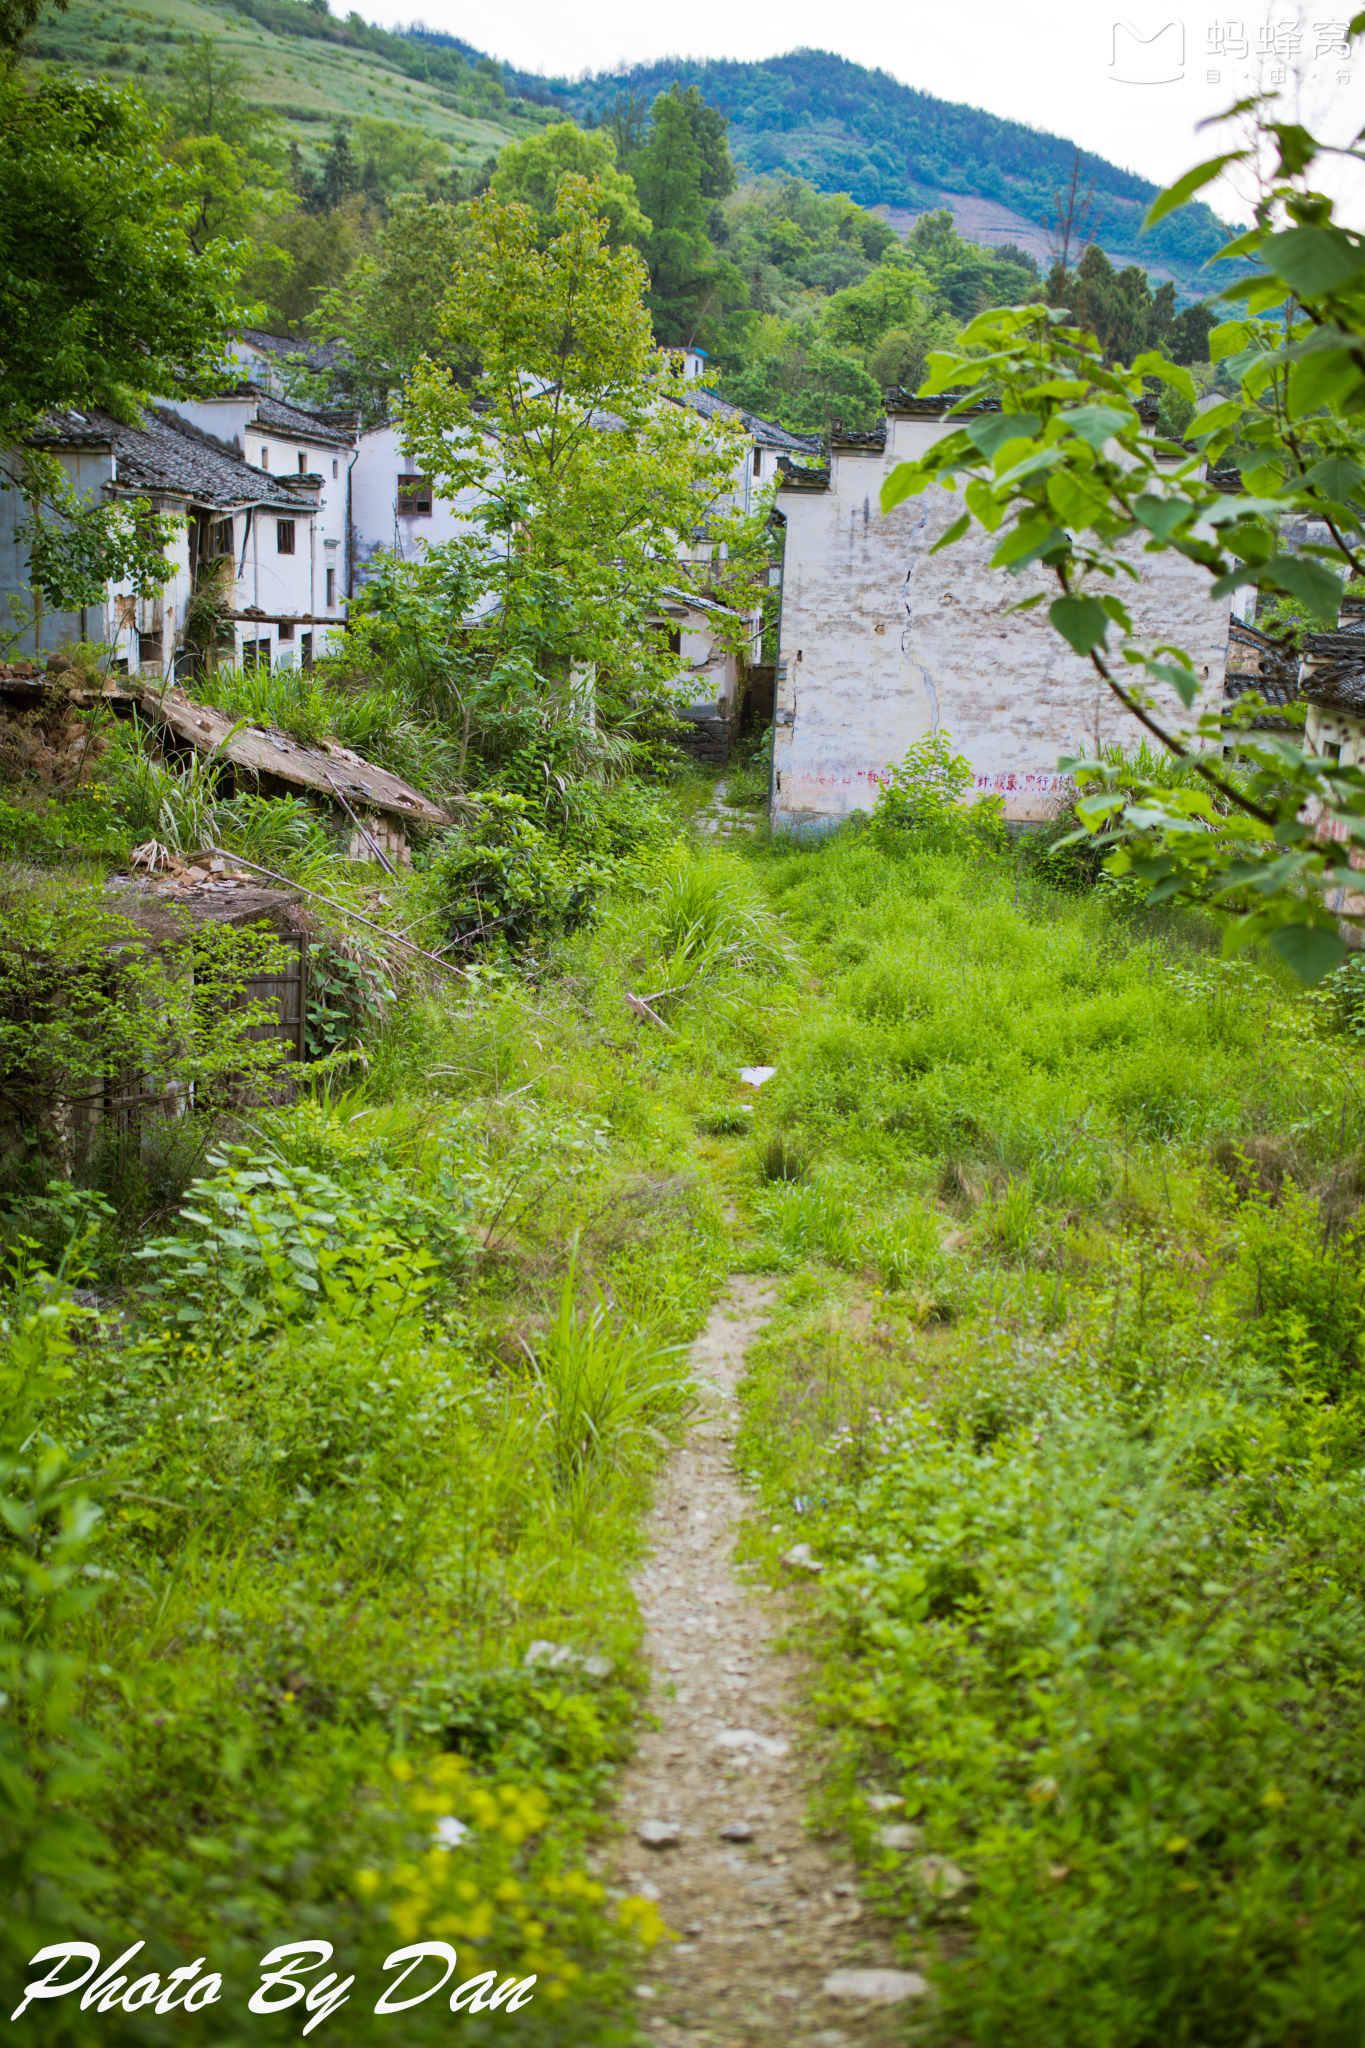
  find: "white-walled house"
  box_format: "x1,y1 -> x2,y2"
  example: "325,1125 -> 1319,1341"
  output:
0,405 -> 340,676
350,419 -> 493,588
158,387 -> 356,636
769,394 -> 1238,829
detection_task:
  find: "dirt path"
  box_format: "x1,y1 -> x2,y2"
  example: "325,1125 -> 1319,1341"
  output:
608,1279 -> 926,2048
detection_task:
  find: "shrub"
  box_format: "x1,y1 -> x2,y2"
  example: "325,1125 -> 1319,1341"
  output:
871,729 -> 1006,852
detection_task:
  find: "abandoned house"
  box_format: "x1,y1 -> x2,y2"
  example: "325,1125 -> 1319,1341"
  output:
768,392 -> 1249,829
0,404 -> 349,675
0,663 -> 450,866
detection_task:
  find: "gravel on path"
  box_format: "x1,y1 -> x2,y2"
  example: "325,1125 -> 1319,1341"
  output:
606,1279 -> 926,2048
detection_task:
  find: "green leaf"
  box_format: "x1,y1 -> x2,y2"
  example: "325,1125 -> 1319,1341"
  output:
1133,494 -> 1191,543
991,518 -> 1067,571
1190,400 -> 1245,442
1058,404 -> 1134,450
1130,351 -> 1196,401
1049,596 -> 1110,656
1209,229 -> 1265,268
1144,152 -> 1246,227
1270,123 -> 1318,177
1209,319 -> 1252,362
1262,225 -> 1365,296
1262,555 -> 1345,623
1305,455 -> 1365,502
881,463 -> 927,513
965,412 -> 1041,459
1266,922 -> 1349,984
1143,658 -> 1201,708
928,512 -> 971,554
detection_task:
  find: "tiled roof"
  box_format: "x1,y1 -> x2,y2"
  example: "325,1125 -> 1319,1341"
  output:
1302,631 -> 1365,714
35,406 -> 318,512
671,386 -> 822,455
775,453 -> 831,493
885,389 -> 1162,425
238,328 -> 354,375
250,393 -> 359,449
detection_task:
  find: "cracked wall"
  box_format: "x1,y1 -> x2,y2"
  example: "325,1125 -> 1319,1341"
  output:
772,414 -> 1234,828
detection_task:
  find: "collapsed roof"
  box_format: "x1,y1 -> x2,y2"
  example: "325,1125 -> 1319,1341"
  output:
0,668 -> 449,829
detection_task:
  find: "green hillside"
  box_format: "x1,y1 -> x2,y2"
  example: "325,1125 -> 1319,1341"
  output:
25,0 -> 544,166
411,38 -> 1231,292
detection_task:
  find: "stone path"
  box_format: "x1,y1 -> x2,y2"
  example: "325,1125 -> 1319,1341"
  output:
696,777 -> 760,841
607,1280 -> 925,2048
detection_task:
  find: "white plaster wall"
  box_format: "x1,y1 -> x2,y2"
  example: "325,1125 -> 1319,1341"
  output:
773,414 -> 1233,827
350,423 -> 487,588
679,618 -> 738,717
0,447 -> 119,654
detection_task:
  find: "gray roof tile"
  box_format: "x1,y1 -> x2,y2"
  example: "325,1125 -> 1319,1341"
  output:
35,405 -> 318,512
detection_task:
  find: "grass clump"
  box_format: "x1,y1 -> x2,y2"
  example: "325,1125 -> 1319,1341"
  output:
729,817 -> 1365,2046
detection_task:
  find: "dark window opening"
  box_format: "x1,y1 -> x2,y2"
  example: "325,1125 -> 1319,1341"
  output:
397,474 -> 433,517
278,621 -> 295,642
753,447 -> 763,476
277,520 -> 295,555
297,452 -> 307,475
332,459 -> 338,479
243,638 -> 271,673
302,632 -> 314,672
260,445 -> 269,471
137,631 -> 163,668
667,628 -> 682,656
213,518 -> 233,557
1325,741 -> 1343,762
325,567 -> 336,607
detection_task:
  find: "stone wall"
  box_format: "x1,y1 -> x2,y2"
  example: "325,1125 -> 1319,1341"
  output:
772,408 -> 1235,829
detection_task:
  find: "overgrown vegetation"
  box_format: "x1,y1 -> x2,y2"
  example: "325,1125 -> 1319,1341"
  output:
728,813 -> 1365,2046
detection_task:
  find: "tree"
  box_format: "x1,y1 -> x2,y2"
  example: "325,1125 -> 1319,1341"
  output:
243,193 -> 370,334
163,33 -> 258,151
400,178 -> 766,726
0,73 -> 249,438
1169,301 -> 1218,365
634,88 -> 743,343
492,123 -> 650,250
0,0 -> 65,61
305,196 -> 470,415
675,83 -> 736,202
879,57 -> 1365,982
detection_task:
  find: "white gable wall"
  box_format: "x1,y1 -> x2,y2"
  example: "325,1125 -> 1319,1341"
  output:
350,423 -> 489,588
772,412 -> 1233,828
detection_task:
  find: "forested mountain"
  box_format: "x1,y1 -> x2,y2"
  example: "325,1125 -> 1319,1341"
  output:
406,40 -> 1232,290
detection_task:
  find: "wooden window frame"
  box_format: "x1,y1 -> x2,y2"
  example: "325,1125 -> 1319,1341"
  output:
397,474 -> 433,517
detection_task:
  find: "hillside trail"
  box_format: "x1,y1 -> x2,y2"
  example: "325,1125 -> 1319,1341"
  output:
604,1278 -> 926,2048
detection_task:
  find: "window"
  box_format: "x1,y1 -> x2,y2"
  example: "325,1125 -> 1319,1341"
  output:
667,628 -> 682,656
302,632 -> 314,673
138,631 -> 163,669
213,518 -> 233,556
325,567 -> 336,607
753,448 -> 763,476
260,445 -> 269,470
397,474 -> 433,517
243,638 -> 271,674
297,452 -> 307,475
332,459 -> 338,479
278,621 -> 295,642
276,520 -> 295,555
